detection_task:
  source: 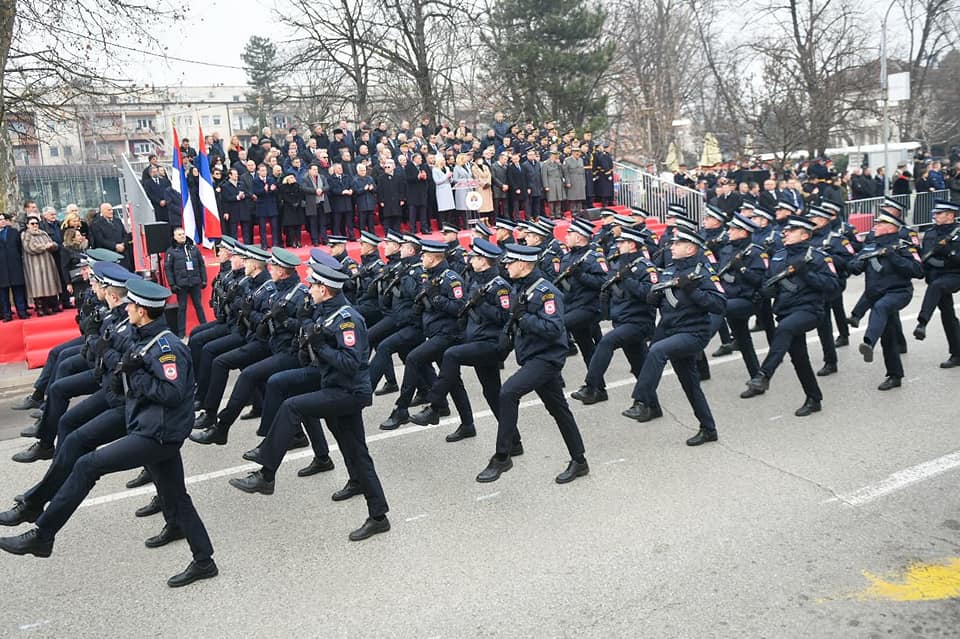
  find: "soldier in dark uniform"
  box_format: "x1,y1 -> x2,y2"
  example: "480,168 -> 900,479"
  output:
747,205 -> 782,344
367,230 -> 406,395
0,279 -> 217,588
410,238 -> 512,441
380,239 -> 465,429
627,206 -> 660,259
354,230 -> 387,325
572,226 -> 657,404
820,199 -> 861,348
524,221 -> 563,281
328,235 -> 359,301
701,205 -> 736,357
913,200 -> 960,368
229,264 -> 390,542
442,224 -> 468,276
191,248 -> 309,444
187,237 -> 238,356
807,205 -> 855,377
476,244 -> 589,484
582,141 -> 595,205
595,208 -> 619,258
593,143 -> 615,206
622,229 -> 726,446
715,214 -> 767,379
740,216 -> 840,416
847,212 -> 924,389
556,218 -> 608,368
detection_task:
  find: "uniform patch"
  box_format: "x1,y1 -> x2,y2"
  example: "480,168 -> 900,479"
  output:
339,321 -> 355,330
706,251 -> 717,264
157,337 -> 172,353
452,285 -> 463,299
911,248 -> 922,263
711,275 -> 725,293
163,363 -> 178,381
844,240 -> 855,254
343,330 -> 356,347
499,294 -> 511,309
541,292 -> 555,300
159,354 -> 177,363
911,233 -> 920,246
543,300 -> 556,315
598,258 -> 609,273
826,257 -> 837,274
648,269 -> 658,284
553,260 -> 561,273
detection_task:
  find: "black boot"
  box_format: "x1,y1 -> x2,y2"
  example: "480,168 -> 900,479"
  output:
125,468 -> 152,489
686,428 -> 719,446
0,501 -> 42,526
379,407 -> 409,430
374,381 -> 399,396
189,425 -> 229,445
913,323 -> 926,341
348,517 -> 390,541
135,495 -> 162,518
167,560 -> 218,588
794,397 -> 822,417
228,470 -> 275,495
12,442 -> 54,463
0,528 -> 53,557
445,423 -> 477,442
297,456 -> 335,477
555,459 -> 589,484
409,406 -> 440,426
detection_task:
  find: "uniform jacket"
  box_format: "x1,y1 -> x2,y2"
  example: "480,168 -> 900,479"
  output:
305,293 -> 372,398
562,156 -> 586,201
541,159 -> 564,203
239,270 -> 276,339
265,274 -> 310,354
717,239 -> 767,301
765,242 -> 840,316
164,238 -> 206,289
921,222 -> 960,281
558,244 -> 608,311
510,269 -> 568,366
603,251 -> 657,327
651,256 -> 727,339
848,232 -> 924,296
419,260 -> 466,338
463,267 -> 512,342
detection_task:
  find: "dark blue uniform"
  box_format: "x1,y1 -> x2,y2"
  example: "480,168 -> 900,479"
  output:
716,239 -> 767,377
368,255 -> 425,391
916,222 -> 960,361
354,251 -> 387,325
189,266 -> 243,373
557,244 -> 608,367
365,253 -> 406,389
811,225 -> 856,370
195,272 -> 258,402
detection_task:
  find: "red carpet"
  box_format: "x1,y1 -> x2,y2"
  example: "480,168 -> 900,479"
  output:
4,206 -> 660,368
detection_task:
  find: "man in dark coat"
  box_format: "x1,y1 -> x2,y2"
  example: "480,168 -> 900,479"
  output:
405,153 -> 430,234
377,159 -> 406,232
593,144 -> 614,206
506,153 -> 527,221
90,203 -> 132,271
0,213 -> 29,320
522,149 -> 544,220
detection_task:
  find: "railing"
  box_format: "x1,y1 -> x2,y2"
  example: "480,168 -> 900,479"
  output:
613,162 -> 706,223
844,190 -> 950,228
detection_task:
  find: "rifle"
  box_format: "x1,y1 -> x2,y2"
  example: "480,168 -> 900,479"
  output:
650,262 -> 705,293
601,255 -> 647,293
761,247 -> 813,289
717,245 -> 754,278
458,277 -> 499,318
554,251 -> 592,288
921,226 -> 960,262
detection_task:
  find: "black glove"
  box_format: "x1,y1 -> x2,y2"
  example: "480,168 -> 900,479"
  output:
302,322 -> 318,341
255,322 -> 270,339
297,349 -> 311,367
120,351 -> 144,373
513,298 -> 528,319
242,297 -> 253,312
296,301 -> 313,320
92,338 -> 112,356
109,374 -> 124,397
497,327 -> 513,352
321,325 -> 339,347
430,295 -> 444,308
933,240 -> 950,256
646,289 -> 663,305
676,273 -> 699,290
272,304 -> 289,323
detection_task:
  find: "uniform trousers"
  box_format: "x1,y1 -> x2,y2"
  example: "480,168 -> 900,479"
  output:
584,322 -> 651,390
564,308 -> 601,368
257,367 -> 329,460
195,331 -> 246,402
55,390 -> 114,446
203,340 -> 271,413
725,298 -> 760,378
918,274 -> 960,356
35,338 -> 83,395
260,388 -> 388,519
759,309 -> 822,401
38,369 -> 99,448
865,290 -> 913,379
367,317 -> 399,386
426,340 -> 503,425
174,286 -> 207,338
817,295 -> 840,366
188,322 -> 230,370
830,279 -> 850,339
396,335 -> 456,410
632,332 -> 715,432
35,432 -> 213,563
369,325 -> 421,390
217,352 -> 300,430
495,358 -> 585,459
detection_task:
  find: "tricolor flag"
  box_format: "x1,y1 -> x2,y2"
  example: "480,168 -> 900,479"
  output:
171,125 -> 197,244
196,125 -> 223,247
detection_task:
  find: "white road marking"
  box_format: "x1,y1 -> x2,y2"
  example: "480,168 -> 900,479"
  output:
18,621 -> 49,631
826,450 -> 960,506
769,415 -> 783,421
476,491 -> 501,501
404,514 -> 428,522
603,458 -> 627,465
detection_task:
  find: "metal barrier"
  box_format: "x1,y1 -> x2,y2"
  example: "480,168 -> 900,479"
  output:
614,162 -> 705,223
844,190 -> 949,228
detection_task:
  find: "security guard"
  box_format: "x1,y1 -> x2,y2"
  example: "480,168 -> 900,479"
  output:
702,205 -> 736,356
354,230 -> 387,325
187,237 -> 241,369
847,212 -> 924,389
192,247 -> 309,444
0,279 -> 217,588
914,200 -> 960,368
715,214 -> 767,379
367,229 -> 407,395
380,238 -> 464,429
442,223 -> 468,276
821,200 -> 861,347
230,264 -> 390,542
740,216 -> 840,416
572,226 -> 656,404
622,229 -> 726,446
410,238 -> 512,440
476,243 -> 588,484
748,205 -> 782,344
524,221 -> 563,281
807,205 -> 855,376
556,218 -> 608,368
328,235 -> 359,301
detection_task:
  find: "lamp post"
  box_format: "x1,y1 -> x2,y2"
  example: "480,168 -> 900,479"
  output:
880,0 -> 898,195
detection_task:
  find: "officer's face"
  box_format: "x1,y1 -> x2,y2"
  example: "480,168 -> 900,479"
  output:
751,215 -> 769,228
93,280 -> 106,300
267,263 -> 284,281
525,233 -> 542,247
933,210 -> 955,226
812,216 -> 829,229
565,231 -> 585,247
615,239 -> 637,254
400,243 -> 417,258
309,282 -> 327,304
782,227 -> 807,245
505,259 -> 531,280
384,241 -> 400,256
360,242 -> 377,256
126,302 -> 147,326
422,253 -> 443,269
469,254 -> 490,272
670,240 -> 696,261
727,227 -> 748,242
230,254 -> 244,269
703,216 -> 722,230
874,222 -> 897,237
244,258 -> 261,276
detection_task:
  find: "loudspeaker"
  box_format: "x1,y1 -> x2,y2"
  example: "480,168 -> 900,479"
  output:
144,222 -> 171,254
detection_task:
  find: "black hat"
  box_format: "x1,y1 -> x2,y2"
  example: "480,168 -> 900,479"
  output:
750,206 -> 775,222
502,243 -> 540,263
880,197 -> 906,214
728,213 -> 759,233
441,224 -> 460,234
874,211 -> 904,228
629,205 -> 649,218
617,227 -> 646,245
83,248 -> 124,265
93,262 -> 141,288
807,205 -> 833,220
122,278 -> 171,308
775,200 -> 797,213
933,200 -> 960,214
495,218 -> 518,232
666,203 -> 687,217
704,205 -> 727,222
784,215 -> 816,232
673,229 -> 705,247
243,245 -> 271,262
672,216 -> 699,233
327,235 -> 349,245
308,248 -> 341,270
472,221 -> 493,237
308,264 -> 349,288
612,214 -> 634,226
526,222 -> 552,238
401,233 -> 422,247
385,229 -> 405,244
219,235 -> 239,252
268,247 -> 302,269
568,218 -> 595,238
470,238 -> 502,259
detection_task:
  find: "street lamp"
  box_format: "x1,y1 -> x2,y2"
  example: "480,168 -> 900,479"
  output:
880,0 -> 898,195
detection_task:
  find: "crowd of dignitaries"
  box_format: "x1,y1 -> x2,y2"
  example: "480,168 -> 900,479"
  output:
143,115 -> 615,251
2,187 -> 960,587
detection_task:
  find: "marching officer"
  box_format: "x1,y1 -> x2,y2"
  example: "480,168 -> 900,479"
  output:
442,223 -> 468,276
821,200 -> 861,347
913,200 -> 960,369
353,230 -> 387,325
847,211 -> 924,390
476,243 -> 588,484
702,205 -> 736,357
230,264 -> 390,542
524,221 -> 563,281
380,239 -> 465,429
572,226 -> 657,404
328,235 -> 359,301
367,230 -> 406,395
0,278 -> 218,588
807,205 -> 855,377
187,237 -> 242,372
409,238 -> 512,441
556,218 -> 608,368
622,229 -> 726,446
740,216 -> 840,416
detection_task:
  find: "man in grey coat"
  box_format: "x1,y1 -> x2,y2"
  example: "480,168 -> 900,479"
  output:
562,148 -> 586,217
300,163 -> 328,245
491,152 -> 509,221
540,150 -> 565,219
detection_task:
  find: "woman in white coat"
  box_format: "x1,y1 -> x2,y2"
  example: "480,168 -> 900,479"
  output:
432,154 -> 456,229
452,153 -> 474,228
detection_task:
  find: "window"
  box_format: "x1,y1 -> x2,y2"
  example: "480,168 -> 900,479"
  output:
63,145 -> 73,158
49,146 -> 59,157
179,115 -> 193,126
232,95 -> 241,102
133,142 -> 152,155
201,115 -> 211,126
212,115 -> 222,126
136,118 -> 154,130
273,115 -> 287,129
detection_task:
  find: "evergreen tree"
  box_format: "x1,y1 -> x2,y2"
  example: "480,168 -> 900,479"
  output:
484,0 -> 615,132
241,35 -> 280,133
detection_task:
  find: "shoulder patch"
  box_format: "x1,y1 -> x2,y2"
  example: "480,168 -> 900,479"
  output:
541,292 -> 555,301
159,353 -> 177,363
157,337 -> 172,353
339,321 -> 356,330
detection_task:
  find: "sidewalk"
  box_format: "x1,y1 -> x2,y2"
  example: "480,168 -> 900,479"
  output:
0,361 -> 38,396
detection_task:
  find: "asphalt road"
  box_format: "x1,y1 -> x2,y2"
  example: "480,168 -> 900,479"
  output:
0,278 -> 958,638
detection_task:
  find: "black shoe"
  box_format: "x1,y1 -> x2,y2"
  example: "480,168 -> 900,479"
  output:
410,406 -> 440,426
437,405 -> 451,417
332,481 -> 363,501
19,422 -> 38,438
228,470 -> 275,495
11,394 -> 41,411
794,398 -> 822,417
125,468 -> 152,489
686,428 -> 719,446
297,456 -> 335,477
445,424 -> 477,442
0,501 -> 41,526
510,442 -> 524,457
374,381 -> 399,396
711,343 -> 735,357
410,392 -> 429,407
242,446 -> 263,463
29,409 -> 42,419
555,459 -> 589,484
189,427 -> 228,445
348,517 -> 390,541
167,560 -> 218,588
0,528 -> 52,557
288,433 -> 309,451
940,356 -> 960,369
913,324 -> 926,341
12,442 -> 54,463
846,315 -> 860,328
834,335 -> 849,347
193,411 -> 214,430
379,407 -> 409,430
240,408 -> 261,420
878,376 -> 902,391
134,495 -> 162,518
572,386 -> 607,405
859,342 -> 874,363
144,524 -> 185,548
621,400 -> 662,422
476,456 -> 513,483
740,374 -> 768,398
816,363 -> 837,377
